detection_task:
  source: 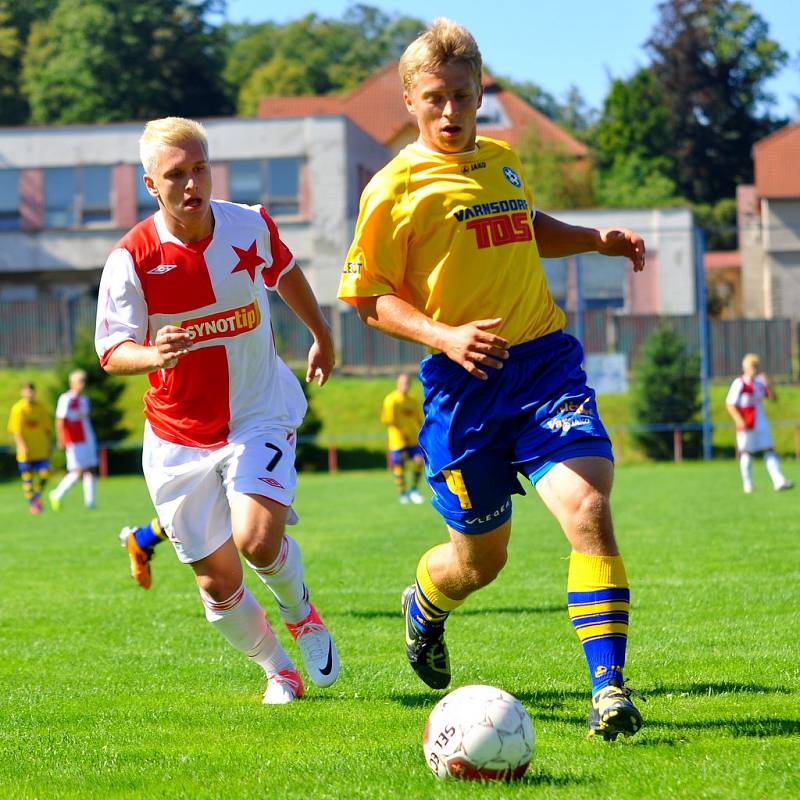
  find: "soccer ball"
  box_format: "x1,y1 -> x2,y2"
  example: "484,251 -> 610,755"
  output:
423,685 -> 534,781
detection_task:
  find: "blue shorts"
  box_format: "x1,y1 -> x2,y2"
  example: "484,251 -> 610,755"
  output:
418,331 -> 612,534
18,459 -> 49,473
389,445 -> 423,466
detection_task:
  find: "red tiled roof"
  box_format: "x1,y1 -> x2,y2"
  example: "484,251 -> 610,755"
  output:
753,123 -> 800,198
704,251 -> 741,270
258,61 -> 587,158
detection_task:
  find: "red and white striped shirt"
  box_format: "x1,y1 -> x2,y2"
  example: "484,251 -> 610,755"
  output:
95,200 -> 305,449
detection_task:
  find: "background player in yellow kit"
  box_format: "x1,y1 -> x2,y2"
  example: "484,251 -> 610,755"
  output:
7,382 -> 51,514
381,373 -> 425,504
339,19 -> 646,741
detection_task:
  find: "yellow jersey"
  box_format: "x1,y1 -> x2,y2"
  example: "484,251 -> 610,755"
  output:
7,399 -> 51,461
381,389 -> 422,451
338,136 -> 565,347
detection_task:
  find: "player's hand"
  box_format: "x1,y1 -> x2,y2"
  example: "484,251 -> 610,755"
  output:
307,332 -> 335,386
153,325 -> 192,369
597,228 -> 645,272
440,318 -> 510,380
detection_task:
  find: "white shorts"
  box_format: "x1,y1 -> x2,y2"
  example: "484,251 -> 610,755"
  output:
66,441 -> 98,471
737,425 -> 774,454
142,422 -> 299,564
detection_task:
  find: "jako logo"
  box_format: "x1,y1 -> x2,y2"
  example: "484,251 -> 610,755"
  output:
181,299 -> 261,343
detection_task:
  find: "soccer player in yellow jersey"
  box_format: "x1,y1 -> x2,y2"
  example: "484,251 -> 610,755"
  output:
339,19 -> 646,741
7,382 -> 52,514
382,373 -> 425,504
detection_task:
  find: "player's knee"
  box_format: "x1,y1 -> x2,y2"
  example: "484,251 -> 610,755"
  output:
461,546 -> 507,590
196,573 -> 242,605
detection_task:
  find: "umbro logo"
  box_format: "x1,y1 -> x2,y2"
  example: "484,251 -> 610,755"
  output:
147,264 -> 178,275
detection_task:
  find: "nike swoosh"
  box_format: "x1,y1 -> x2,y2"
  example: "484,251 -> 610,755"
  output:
319,641 -> 333,676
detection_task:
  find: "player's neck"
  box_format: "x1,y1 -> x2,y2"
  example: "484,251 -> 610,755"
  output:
414,135 -> 478,157
160,205 -> 215,245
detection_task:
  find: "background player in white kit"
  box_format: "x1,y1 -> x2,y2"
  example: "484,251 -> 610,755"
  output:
725,353 -> 794,494
95,117 -> 339,704
50,369 -> 99,510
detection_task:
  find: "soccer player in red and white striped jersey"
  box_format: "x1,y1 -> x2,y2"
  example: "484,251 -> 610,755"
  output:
725,353 -> 793,494
50,370 -> 99,510
95,117 -> 339,704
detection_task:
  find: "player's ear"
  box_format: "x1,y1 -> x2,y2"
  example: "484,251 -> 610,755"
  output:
143,173 -> 159,198
403,91 -> 416,116
476,83 -> 484,109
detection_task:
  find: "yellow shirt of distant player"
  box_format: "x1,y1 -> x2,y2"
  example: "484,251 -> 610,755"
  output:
339,136 -> 565,347
7,399 -> 52,461
381,390 -> 422,451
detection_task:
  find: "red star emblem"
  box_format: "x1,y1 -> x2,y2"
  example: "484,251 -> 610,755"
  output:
231,240 -> 265,282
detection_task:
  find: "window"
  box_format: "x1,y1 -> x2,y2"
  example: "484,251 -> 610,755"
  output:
135,165 -> 156,220
229,158 -> 302,217
44,165 -> 111,228
0,170 -> 20,230
45,167 -> 77,228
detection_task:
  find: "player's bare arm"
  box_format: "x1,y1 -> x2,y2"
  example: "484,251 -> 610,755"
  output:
277,266 -> 335,385
13,433 -> 27,462
102,325 -> 192,375
533,212 -> 646,272
355,294 -> 509,381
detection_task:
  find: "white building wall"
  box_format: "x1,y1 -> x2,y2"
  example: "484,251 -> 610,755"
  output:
553,206 -> 696,314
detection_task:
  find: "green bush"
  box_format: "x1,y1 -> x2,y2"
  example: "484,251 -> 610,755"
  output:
631,324 -> 701,460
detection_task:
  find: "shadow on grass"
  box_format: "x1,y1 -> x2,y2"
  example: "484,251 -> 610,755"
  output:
516,770 -> 594,788
644,681 -> 792,697
346,604 -> 563,620
654,718 -> 800,737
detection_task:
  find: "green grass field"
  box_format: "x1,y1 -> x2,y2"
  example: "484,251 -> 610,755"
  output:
4,368 -> 800,461
1,462 -> 798,799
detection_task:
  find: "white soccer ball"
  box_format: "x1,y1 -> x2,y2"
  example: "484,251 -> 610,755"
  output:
423,684 -> 535,781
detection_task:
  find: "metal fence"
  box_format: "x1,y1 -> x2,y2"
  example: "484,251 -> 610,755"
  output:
0,295 -> 795,379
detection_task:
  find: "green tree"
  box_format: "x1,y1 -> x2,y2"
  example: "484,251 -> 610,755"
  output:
691,197 -> 738,251
231,5 -> 423,115
646,0 -> 787,204
593,153 -> 680,208
630,325 -> 701,460
0,0 -> 56,124
51,328 -> 128,444
22,0 -> 232,124
517,129 -> 594,210
592,69 -> 673,174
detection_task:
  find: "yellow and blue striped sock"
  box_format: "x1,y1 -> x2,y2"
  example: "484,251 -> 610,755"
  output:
408,547 -> 463,633
134,518 -> 167,551
567,552 -> 630,693
392,463 -> 407,493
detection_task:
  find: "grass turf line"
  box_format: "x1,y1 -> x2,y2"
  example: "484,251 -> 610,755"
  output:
1,462 -> 798,799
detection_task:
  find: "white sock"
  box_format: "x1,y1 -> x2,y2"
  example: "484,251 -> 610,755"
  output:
52,470 -> 80,500
764,450 -> 786,488
82,472 -> 95,507
739,452 -> 753,488
247,535 -> 311,624
200,584 -> 293,676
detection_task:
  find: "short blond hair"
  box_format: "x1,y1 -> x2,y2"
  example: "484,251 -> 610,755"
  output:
139,117 -> 209,175
69,369 -> 87,385
742,353 -> 760,369
398,18 -> 482,93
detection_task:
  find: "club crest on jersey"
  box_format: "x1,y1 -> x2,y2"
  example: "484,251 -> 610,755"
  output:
181,299 -> 261,343
147,264 -> 178,275
502,166 -> 522,188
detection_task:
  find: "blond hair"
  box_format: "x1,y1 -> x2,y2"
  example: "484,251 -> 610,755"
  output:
742,353 -> 760,369
139,117 -> 209,175
69,369 -> 87,385
398,18 -> 482,93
